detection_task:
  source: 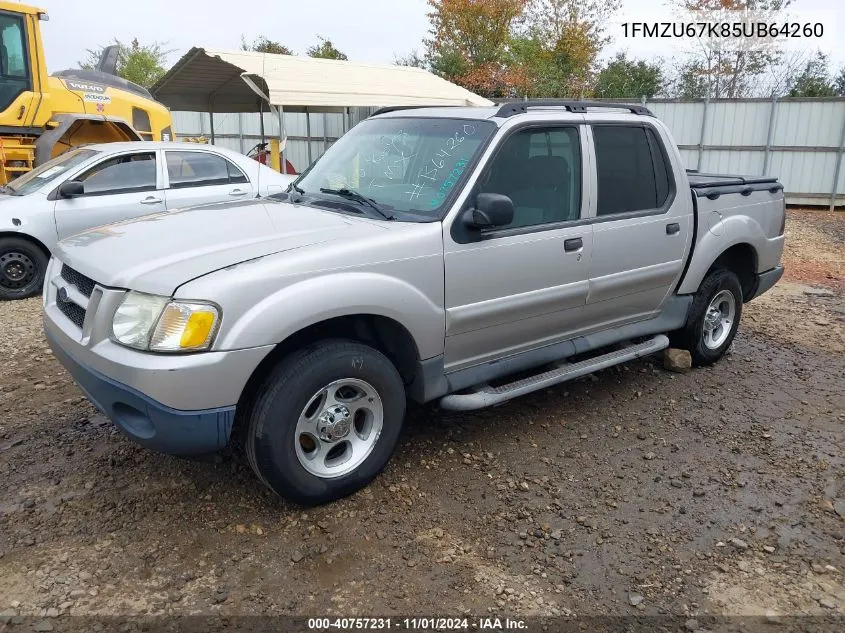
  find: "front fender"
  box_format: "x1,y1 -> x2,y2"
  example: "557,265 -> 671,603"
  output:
0,197 -> 58,252
214,272 -> 446,359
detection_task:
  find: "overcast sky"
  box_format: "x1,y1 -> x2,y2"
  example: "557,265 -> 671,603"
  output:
28,0 -> 845,75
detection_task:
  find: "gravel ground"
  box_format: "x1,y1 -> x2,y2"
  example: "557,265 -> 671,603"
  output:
0,210 -> 843,624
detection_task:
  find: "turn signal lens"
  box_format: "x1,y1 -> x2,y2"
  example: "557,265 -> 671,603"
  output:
149,302 -> 220,352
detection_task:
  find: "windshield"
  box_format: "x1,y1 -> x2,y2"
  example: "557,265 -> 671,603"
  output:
292,116 -> 496,220
4,149 -> 98,196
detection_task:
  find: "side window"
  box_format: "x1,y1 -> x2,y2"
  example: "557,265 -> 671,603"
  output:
593,125 -> 672,216
478,126 -> 581,229
76,152 -> 157,195
166,151 -> 247,188
0,12 -> 31,113
0,13 -> 27,77
227,159 -> 248,184
132,107 -> 153,141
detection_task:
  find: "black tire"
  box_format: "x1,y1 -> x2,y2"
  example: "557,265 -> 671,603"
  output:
0,237 -> 49,300
246,339 -> 406,506
672,269 -> 743,366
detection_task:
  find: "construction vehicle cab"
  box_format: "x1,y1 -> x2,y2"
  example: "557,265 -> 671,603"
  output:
0,2 -> 173,185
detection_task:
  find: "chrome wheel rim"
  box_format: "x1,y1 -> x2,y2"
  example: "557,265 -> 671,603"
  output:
294,378 -> 383,479
702,290 -> 736,350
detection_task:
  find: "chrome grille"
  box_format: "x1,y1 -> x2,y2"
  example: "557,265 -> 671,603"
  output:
61,265 -> 95,298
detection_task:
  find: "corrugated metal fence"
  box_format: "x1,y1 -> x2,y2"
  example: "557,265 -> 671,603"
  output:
172,98 -> 845,209
170,108 -> 374,178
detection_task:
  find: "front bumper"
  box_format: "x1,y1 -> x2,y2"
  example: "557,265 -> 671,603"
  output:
748,265 -> 784,301
47,327 -> 236,455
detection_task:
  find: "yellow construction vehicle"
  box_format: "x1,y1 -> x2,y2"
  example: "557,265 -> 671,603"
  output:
0,1 -> 174,184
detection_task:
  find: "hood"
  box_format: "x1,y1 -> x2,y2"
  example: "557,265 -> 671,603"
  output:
54,199 -> 388,296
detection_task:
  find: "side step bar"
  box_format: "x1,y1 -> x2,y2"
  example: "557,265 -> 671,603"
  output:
439,335 -> 669,411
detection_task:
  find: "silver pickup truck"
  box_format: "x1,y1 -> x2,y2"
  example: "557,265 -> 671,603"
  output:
42,101 -> 785,505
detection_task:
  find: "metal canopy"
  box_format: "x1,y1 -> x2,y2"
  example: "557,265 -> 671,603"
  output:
152,48 -> 493,113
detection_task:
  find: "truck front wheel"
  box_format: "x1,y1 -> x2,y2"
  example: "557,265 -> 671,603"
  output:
246,340 -> 406,506
675,269 -> 744,366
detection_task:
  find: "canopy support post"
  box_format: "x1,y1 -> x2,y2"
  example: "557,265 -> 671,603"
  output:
305,107 -> 313,165
259,99 -> 265,147
323,112 -> 328,156
279,105 -> 287,174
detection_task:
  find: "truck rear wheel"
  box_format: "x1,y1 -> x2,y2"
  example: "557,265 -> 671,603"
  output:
0,237 -> 48,300
246,340 -> 406,506
674,269 -> 743,366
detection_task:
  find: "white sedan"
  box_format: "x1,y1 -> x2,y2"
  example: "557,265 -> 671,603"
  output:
0,142 -> 296,299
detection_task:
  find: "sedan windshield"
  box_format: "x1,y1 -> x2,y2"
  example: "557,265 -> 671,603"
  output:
5,149 -> 98,196
291,116 -> 496,220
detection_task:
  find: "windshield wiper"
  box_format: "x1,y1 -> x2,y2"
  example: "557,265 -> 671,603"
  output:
288,182 -> 304,195
319,188 -> 394,220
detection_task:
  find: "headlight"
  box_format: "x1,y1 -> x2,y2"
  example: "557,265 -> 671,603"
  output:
112,291 -> 220,352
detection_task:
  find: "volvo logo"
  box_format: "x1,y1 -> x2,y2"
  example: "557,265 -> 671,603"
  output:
57,287 -> 69,303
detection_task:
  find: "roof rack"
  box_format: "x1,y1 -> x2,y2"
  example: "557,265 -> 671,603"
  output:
495,100 -> 654,118
370,105 -> 444,117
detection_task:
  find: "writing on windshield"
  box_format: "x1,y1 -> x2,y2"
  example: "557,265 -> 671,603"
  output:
405,124 -> 477,208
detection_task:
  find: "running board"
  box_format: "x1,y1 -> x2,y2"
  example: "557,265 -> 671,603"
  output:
439,335 -> 670,411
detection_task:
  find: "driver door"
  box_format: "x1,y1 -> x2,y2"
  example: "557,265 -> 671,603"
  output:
443,124 -> 594,371
53,151 -> 165,240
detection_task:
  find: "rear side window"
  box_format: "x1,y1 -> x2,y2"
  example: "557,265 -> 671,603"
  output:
593,125 -> 672,216
166,151 -> 248,188
77,152 -> 157,195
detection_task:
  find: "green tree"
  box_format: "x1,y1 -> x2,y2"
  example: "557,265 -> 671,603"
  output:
394,50 -> 427,69
518,0 -> 621,96
80,39 -> 171,88
594,52 -> 662,98
240,35 -> 294,55
835,66 -> 845,96
424,0 -> 528,97
787,52 -> 836,97
672,61 -> 708,99
669,0 -> 794,98
306,36 -> 348,60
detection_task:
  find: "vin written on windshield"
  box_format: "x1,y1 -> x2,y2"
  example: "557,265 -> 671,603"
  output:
293,117 -> 496,220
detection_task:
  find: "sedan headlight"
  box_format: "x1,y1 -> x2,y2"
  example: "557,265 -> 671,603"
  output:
112,291 -> 220,352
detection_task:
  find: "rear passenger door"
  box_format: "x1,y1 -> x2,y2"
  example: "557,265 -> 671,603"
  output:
163,150 -> 254,210
584,123 -> 693,328
443,124 -> 593,371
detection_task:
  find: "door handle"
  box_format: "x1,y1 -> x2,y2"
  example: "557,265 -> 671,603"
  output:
140,196 -> 163,205
564,237 -> 583,252
229,189 -> 248,196
666,223 -> 680,235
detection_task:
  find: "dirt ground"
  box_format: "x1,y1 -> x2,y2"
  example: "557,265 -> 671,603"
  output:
1,209 -> 844,627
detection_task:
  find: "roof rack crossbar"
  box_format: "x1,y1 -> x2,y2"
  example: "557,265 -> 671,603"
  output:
495,100 -> 654,118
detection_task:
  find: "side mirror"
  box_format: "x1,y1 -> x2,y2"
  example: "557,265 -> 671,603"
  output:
463,193 -> 514,229
59,181 -> 84,198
